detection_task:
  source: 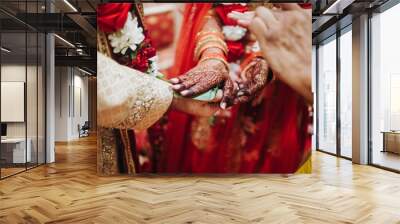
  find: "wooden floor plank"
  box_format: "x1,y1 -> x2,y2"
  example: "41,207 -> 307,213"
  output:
0,135 -> 399,223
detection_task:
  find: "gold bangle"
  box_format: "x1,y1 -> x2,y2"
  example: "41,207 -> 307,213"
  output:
196,36 -> 225,49
197,34 -> 226,47
196,44 -> 228,61
195,43 -> 228,60
196,30 -> 223,41
195,38 -> 227,58
195,39 -> 227,54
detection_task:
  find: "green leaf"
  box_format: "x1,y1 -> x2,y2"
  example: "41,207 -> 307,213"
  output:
193,87 -> 219,101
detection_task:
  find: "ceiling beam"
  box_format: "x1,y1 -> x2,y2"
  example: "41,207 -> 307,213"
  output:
67,13 -> 96,46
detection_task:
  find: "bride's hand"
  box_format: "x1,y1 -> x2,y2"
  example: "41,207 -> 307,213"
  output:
170,59 -> 228,97
220,63 -> 242,109
171,95 -> 231,117
234,57 -> 270,105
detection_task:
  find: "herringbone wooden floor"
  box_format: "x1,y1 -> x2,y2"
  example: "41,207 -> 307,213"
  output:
0,135 -> 400,224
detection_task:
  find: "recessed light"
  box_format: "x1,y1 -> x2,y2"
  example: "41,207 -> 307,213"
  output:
63,0 -> 78,12
78,67 -> 93,76
1,47 -> 11,53
54,34 -> 75,48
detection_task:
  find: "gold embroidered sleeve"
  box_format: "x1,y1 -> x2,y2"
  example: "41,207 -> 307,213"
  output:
97,52 -> 173,131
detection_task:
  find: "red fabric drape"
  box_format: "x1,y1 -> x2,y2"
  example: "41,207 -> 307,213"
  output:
162,3 -> 311,173
97,3 -> 132,33
161,3 -> 213,172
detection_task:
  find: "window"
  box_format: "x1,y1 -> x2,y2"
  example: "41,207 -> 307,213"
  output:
312,45 -> 317,151
318,36 -> 337,154
0,0 -> 47,179
370,3 -> 400,171
339,28 -> 352,158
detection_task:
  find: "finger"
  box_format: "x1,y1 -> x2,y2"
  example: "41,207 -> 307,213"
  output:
179,72 -> 204,93
174,70 -> 193,83
210,89 -> 223,102
229,11 -> 255,19
227,11 -> 243,20
172,78 -> 195,91
243,11 -> 256,19
234,95 -> 250,104
240,61 -> 256,82
237,81 -> 248,91
171,71 -> 193,90
249,67 -> 268,95
238,59 -> 268,98
220,79 -> 236,109
239,70 -> 248,83
237,88 -> 250,97
169,77 -> 180,84
248,17 -> 269,50
275,3 -> 301,11
228,11 -> 255,25
172,84 -> 184,91
228,65 -> 242,83
246,75 -> 267,96
255,7 -> 278,27
237,19 -> 251,27
181,72 -> 222,97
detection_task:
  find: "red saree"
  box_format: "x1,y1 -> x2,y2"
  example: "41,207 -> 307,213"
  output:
162,3 -> 311,173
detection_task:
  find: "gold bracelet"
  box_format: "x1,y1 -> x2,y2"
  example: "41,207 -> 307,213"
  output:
197,34 -> 226,47
196,30 -> 223,41
195,43 -> 228,60
195,38 -> 228,59
195,38 -> 227,54
196,36 -> 225,51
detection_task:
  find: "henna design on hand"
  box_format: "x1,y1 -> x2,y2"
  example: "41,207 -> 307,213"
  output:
234,57 -> 270,104
220,79 -> 238,109
170,59 -> 228,97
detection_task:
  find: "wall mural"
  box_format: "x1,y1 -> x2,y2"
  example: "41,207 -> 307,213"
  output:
96,3 -> 312,174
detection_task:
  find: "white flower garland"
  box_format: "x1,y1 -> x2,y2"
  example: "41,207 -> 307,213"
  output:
222,25 -> 247,41
107,12 -> 158,77
108,12 -> 145,55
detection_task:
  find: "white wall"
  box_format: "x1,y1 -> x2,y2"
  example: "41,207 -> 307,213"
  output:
1,65 -> 41,138
1,63 -> 46,164
54,67 -> 89,141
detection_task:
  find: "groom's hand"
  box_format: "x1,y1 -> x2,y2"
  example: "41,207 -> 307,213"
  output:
170,59 -> 228,97
171,96 -> 231,117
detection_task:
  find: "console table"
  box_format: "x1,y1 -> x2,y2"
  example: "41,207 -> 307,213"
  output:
382,131 -> 400,154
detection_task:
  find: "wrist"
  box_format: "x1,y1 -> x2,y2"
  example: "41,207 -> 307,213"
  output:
199,56 -> 229,72
194,30 -> 227,60
200,48 -> 228,67
202,47 -> 224,56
